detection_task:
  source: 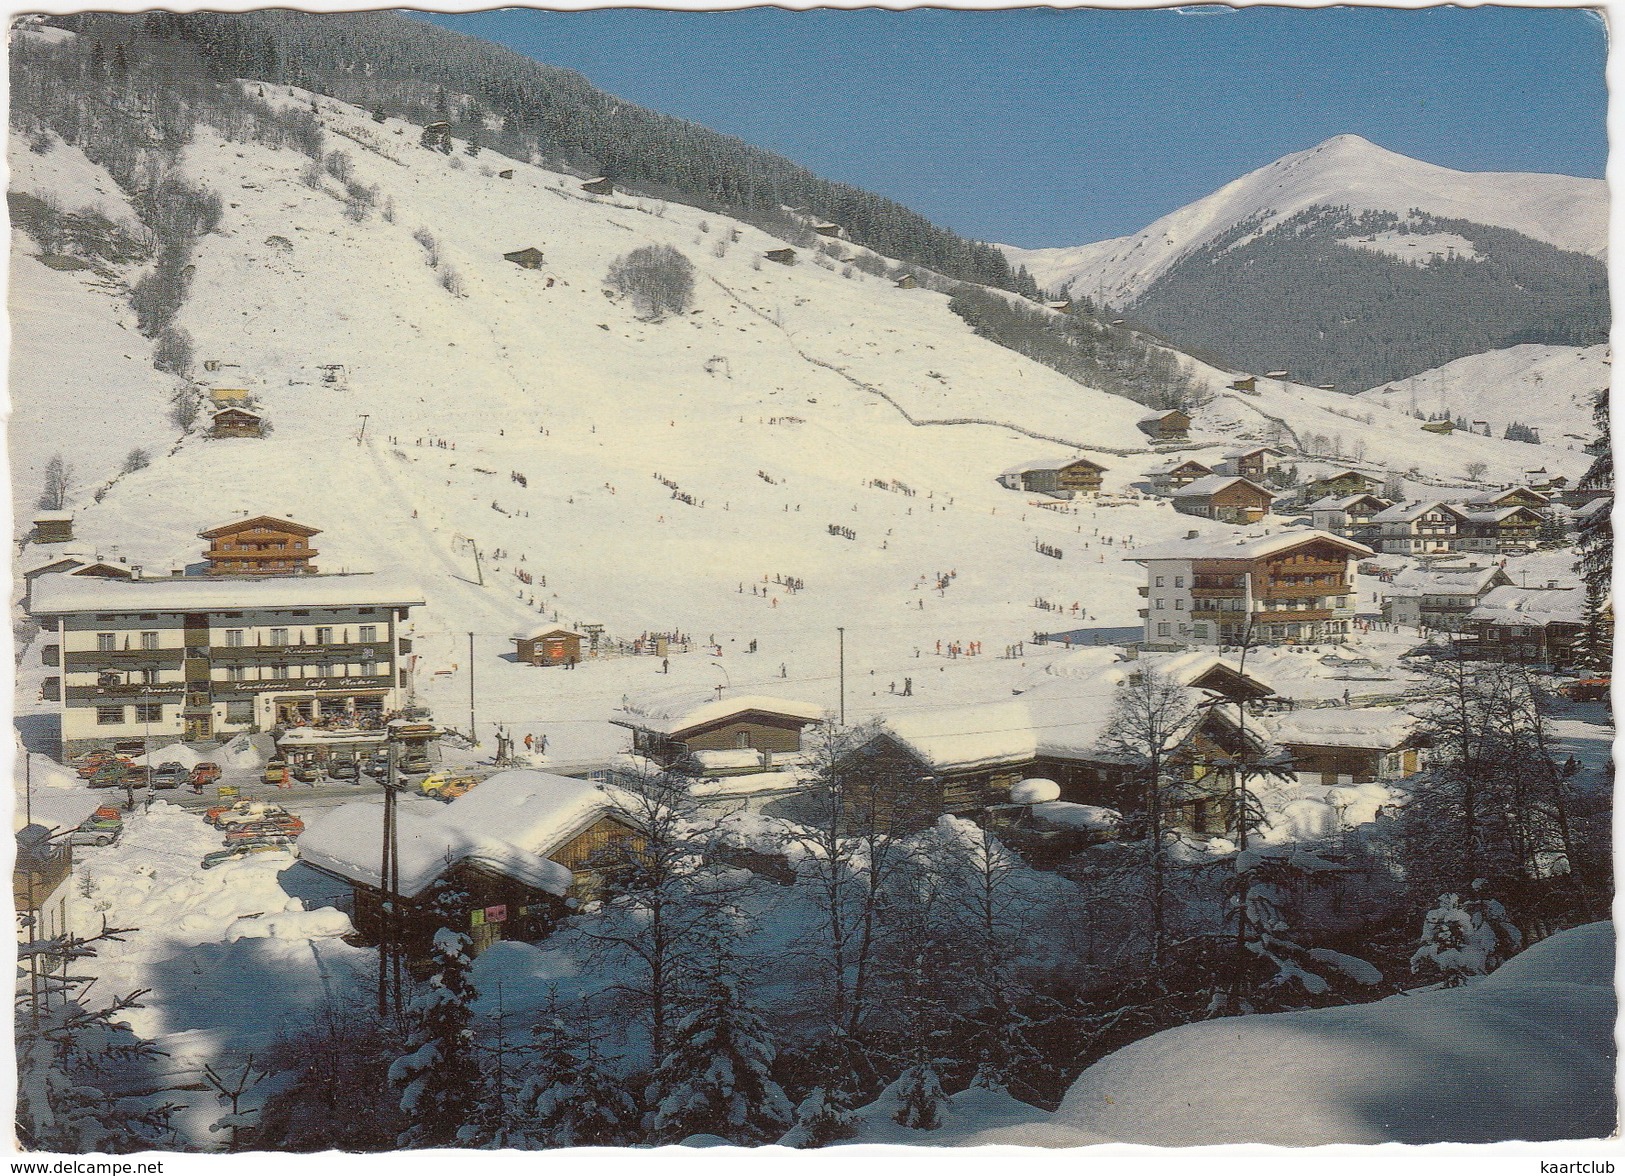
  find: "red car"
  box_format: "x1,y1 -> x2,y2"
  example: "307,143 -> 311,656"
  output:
189,762 -> 222,789
224,816 -> 305,842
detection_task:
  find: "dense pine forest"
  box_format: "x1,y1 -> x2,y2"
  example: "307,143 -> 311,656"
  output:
1127,206 -> 1609,389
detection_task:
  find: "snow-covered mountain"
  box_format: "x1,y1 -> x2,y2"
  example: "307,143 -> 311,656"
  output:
1005,134 -> 1608,307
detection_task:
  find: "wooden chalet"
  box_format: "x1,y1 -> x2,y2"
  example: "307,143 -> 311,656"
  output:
301,770 -> 645,957
1468,585 -> 1586,669
1455,506 -> 1544,555
764,248 -> 797,266
1368,501 -> 1469,556
1230,375 -> 1258,393
613,694 -> 822,771
1000,455 -> 1107,497
513,626 -> 584,667
1267,708 -> 1425,786
1153,458 -> 1215,493
32,512 -> 74,544
1462,486 -> 1552,514
208,408 -> 264,439
582,177 -> 614,196
1305,469 -> 1383,500
503,246 -> 547,270
1218,446 -> 1280,482
813,222 -> 844,237
1172,476 -> 1274,524
1383,562 -> 1512,632
1138,409 -> 1192,443
498,169 -> 514,179
894,275 -> 920,290
199,515 -> 321,576
1307,492 -> 1390,539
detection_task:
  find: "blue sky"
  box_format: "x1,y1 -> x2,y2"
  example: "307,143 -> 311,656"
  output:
416,6 -> 1607,250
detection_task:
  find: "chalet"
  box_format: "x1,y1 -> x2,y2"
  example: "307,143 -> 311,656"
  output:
512,626 -> 584,667
1383,562 -> 1512,633
208,388 -> 254,409
1267,708 -> 1425,786
1172,476 -> 1274,524
1230,376 -> 1258,393
612,693 -> 823,770
1421,419 -> 1455,435
498,169 -> 514,180
1468,585 -> 1586,669
894,275 -> 919,290
199,516 -> 321,576
1265,370 -> 1290,380
1132,529 -> 1372,649
301,770 -> 644,956
1045,300 -> 1072,313
1304,469 -> 1383,501
998,455 -> 1107,497
1455,506 -> 1544,555
1460,486 -> 1552,514
208,408 -> 264,440
1151,457 -> 1216,493
840,654 -> 1279,836
813,222 -> 844,238
1137,409 -> 1192,443
582,177 -> 614,196
1306,493 -> 1390,539
1367,501 -> 1469,556
27,570 -> 421,754
764,248 -> 797,266
1216,446 -> 1281,482
33,512 -> 74,544
502,247 -> 547,270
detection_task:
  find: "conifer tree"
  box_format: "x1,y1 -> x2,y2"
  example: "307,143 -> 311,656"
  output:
389,928 -> 480,1148
516,997 -> 636,1148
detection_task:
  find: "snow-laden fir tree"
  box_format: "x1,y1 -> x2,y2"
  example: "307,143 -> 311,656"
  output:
889,1056 -> 947,1131
515,997 -> 637,1148
1409,888 -> 1522,987
645,968 -> 792,1144
389,928 -> 481,1148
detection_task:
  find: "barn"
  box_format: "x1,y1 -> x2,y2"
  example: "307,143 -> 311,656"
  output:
765,248 -> 797,266
503,247 -> 547,270
1137,409 -> 1192,442
582,177 -> 614,196
612,693 -> 824,769
208,408 -> 265,439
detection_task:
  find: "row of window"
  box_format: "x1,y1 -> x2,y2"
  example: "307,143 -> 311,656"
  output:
96,701 -> 255,725
94,625 -> 381,650
219,662 -> 379,681
1155,622 -> 1213,639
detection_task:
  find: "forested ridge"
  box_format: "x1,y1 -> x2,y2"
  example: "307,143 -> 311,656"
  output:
48,9 -> 1038,299
1126,205 -> 1608,389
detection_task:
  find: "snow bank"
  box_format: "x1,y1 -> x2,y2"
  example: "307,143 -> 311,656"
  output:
968,921 -> 1616,1146
225,906 -> 354,942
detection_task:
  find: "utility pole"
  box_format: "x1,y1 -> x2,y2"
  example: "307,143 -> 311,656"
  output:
377,742 -> 395,1018
357,414 -> 370,446
837,626 -> 846,726
468,631 -> 478,745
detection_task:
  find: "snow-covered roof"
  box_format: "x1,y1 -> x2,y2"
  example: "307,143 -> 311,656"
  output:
1028,801 -> 1120,832
1388,564 -> 1506,597
1265,707 -> 1419,750
516,625 -> 584,641
1458,505 -> 1541,524
1221,445 -> 1280,460
1171,475 -> 1272,499
300,770 -> 626,898
33,510 -> 73,523
1468,585 -> 1585,627
1000,454 -> 1105,478
1131,528 -> 1371,563
27,570 -> 425,616
1149,650 -> 1276,696
1305,493 -> 1385,512
613,692 -> 824,737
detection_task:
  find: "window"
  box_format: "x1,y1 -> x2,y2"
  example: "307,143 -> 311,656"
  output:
42,677 -> 60,702
1154,599 -> 1164,610
227,666 -> 247,682
1194,624 -> 1209,639
137,668 -> 159,685
140,631 -> 159,650
96,706 -> 124,726
1175,599 -> 1185,610
42,645 -> 59,667
1156,623 -> 1171,637
269,628 -> 290,646
361,661 -> 378,677
226,700 -> 254,723
136,703 -> 163,723
96,633 -> 116,652
1154,576 -> 1165,588
358,625 -> 378,644
225,629 -> 245,647
1175,575 -> 1185,588
315,627 -> 333,645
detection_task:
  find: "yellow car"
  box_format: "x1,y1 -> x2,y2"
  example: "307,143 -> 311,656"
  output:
420,772 -> 477,799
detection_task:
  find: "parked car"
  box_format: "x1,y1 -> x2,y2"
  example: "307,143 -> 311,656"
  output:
202,843 -> 295,870
437,777 -> 480,802
421,772 -> 478,797
1560,677 -> 1611,702
88,764 -> 128,789
74,752 -> 127,779
210,801 -> 290,827
328,760 -> 360,782
190,762 -> 222,789
152,763 -> 189,789
69,824 -> 123,848
224,816 -> 304,842
291,762 -> 321,784
399,757 -> 432,776
363,757 -> 390,780
262,760 -> 288,786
